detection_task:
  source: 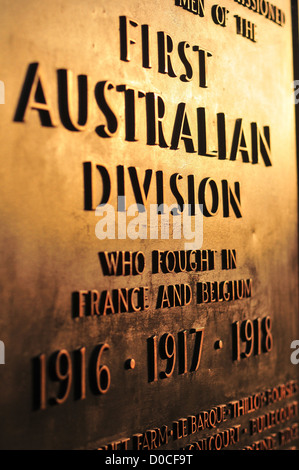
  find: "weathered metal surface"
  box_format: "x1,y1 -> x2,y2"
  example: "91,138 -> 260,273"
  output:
0,0 -> 298,450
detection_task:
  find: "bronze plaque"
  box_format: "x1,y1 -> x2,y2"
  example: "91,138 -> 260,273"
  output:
0,0 -> 298,451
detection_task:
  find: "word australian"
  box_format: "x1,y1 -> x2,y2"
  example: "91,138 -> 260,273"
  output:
14,61 -> 272,166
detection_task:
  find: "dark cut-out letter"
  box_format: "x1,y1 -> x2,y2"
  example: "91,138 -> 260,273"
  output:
117,165 -> 126,212
230,119 -> 250,163
117,85 -> 145,142
156,171 -> 164,213
251,123 -> 272,166
193,47 -> 212,88
221,180 -> 242,218
157,32 -> 177,77
120,16 -> 139,62
198,177 -> 219,217
14,62 -> 57,126
83,162 -> 111,211
188,174 -> 195,215
171,103 -> 195,153
142,24 -> 152,69
197,0 -> 205,17
95,81 -> 118,138
146,92 -> 169,148
197,108 -> 217,157
211,5 -> 228,27
170,173 -> 184,214
217,113 -> 227,160
175,0 -> 190,8
178,41 -> 193,82
128,167 -> 153,211
57,69 -> 88,131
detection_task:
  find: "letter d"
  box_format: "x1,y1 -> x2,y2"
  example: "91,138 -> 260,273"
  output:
150,455 -> 157,465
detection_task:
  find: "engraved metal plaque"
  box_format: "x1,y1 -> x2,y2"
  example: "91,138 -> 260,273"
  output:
0,0 -> 298,450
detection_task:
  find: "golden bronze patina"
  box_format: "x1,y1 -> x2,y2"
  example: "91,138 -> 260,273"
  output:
0,0 -> 298,450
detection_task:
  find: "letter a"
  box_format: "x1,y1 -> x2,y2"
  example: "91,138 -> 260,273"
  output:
14,63 -> 57,126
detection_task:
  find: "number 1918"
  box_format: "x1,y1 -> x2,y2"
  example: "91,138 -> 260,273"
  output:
232,316 -> 273,361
